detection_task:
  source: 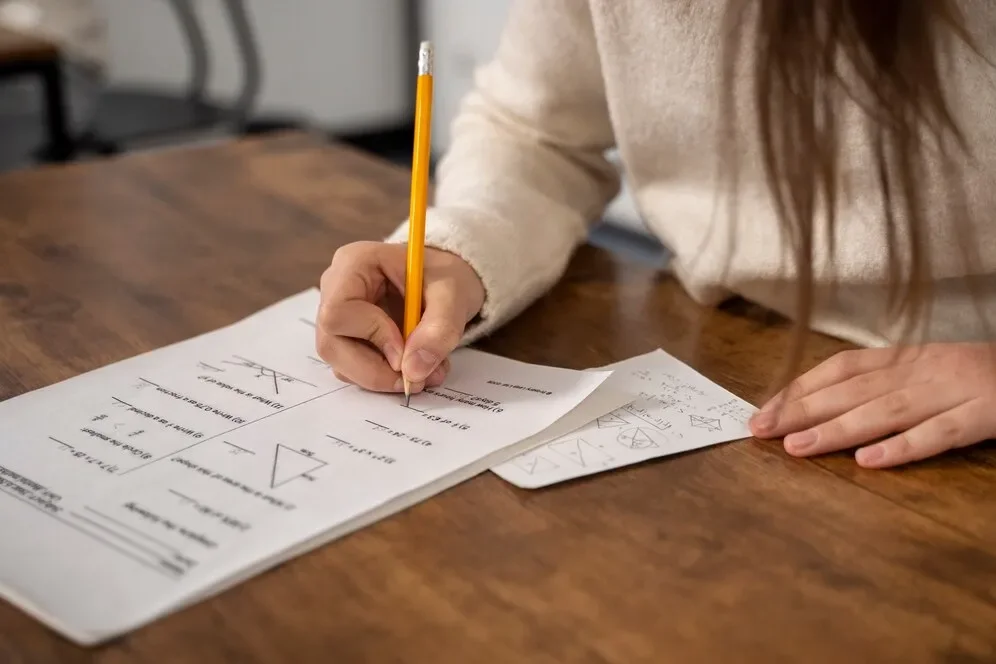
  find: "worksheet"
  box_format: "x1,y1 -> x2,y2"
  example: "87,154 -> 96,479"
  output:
491,349 -> 758,489
0,289 -> 616,645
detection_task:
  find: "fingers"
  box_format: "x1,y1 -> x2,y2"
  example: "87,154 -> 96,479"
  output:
324,339 -> 451,394
754,347 -> 922,424
779,383 -> 970,458
401,279 -> 465,383
855,397 -> 990,468
318,335 -> 402,392
318,299 -> 404,371
317,243 -> 409,392
755,363 -> 916,438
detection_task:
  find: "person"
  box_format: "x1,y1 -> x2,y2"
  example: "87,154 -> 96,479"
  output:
316,1 -> 996,470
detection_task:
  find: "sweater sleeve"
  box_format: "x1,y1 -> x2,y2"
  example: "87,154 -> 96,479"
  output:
384,0 -> 620,342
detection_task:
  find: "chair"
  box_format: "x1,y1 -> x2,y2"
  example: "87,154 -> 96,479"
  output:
79,0 -> 268,153
0,0 -> 290,168
0,24 -> 73,161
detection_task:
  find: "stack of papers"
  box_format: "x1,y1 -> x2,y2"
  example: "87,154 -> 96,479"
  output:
0,289 -> 754,645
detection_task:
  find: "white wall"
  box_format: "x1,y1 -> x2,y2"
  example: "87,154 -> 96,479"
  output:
419,0 -> 647,235
95,0 -> 410,131
417,0 -> 510,154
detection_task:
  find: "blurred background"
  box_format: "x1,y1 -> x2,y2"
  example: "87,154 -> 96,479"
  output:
0,0 -> 664,263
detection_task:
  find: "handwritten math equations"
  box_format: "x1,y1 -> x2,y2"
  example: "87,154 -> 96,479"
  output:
0,289 -> 612,645
491,350 -> 758,489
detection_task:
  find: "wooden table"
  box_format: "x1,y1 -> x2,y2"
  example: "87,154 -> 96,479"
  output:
1,132 -> 996,663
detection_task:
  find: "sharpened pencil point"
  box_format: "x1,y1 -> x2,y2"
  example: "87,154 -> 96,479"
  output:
403,377 -> 411,407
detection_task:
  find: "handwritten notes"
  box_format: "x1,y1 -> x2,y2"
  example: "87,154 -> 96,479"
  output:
491,350 -> 757,489
0,289 -> 613,645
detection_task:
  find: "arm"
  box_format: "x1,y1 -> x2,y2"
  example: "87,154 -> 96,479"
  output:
385,0 -> 620,341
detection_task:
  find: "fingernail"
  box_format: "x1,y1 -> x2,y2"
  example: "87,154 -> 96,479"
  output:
403,349 -> 438,381
410,380 -> 425,394
392,377 -> 404,392
384,345 -> 403,372
751,412 -> 775,434
785,429 -> 818,452
857,445 -> 884,465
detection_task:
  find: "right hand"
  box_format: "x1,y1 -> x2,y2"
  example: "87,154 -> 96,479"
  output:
316,241 -> 485,394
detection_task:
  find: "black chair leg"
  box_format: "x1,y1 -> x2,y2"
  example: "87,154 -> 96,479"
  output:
35,59 -> 75,162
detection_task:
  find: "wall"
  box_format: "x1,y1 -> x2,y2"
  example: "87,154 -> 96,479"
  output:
419,0 -> 647,235
95,0 -> 410,132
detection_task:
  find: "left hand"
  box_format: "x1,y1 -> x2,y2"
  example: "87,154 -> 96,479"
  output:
748,342 -> 996,468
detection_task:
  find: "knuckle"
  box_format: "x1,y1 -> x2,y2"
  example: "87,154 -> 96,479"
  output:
420,320 -> 463,351
889,433 -> 914,459
881,390 -> 912,418
317,303 -> 344,333
315,331 -> 337,364
829,350 -> 858,379
362,310 -> 391,345
793,396 -> 815,423
821,418 -> 845,442
780,379 -> 804,403
935,415 -> 966,449
851,371 -> 881,400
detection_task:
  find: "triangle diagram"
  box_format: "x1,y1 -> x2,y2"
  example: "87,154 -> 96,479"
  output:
271,444 -> 326,488
617,428 -> 657,449
596,412 -> 629,428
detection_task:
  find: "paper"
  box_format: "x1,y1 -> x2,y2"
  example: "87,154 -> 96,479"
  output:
0,289 -> 613,645
491,349 -> 757,488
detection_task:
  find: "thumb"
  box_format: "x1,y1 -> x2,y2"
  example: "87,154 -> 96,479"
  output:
401,287 -> 465,383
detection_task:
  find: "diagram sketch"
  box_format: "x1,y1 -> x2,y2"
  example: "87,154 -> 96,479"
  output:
548,437 -> 614,468
221,355 -> 318,396
511,453 -> 559,475
221,441 -> 255,457
616,427 -> 660,450
707,398 -> 755,426
270,444 -> 327,489
596,411 -> 630,428
688,415 -> 722,432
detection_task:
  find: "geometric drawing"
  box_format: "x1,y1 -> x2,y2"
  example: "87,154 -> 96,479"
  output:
512,453 -> 559,475
221,440 -> 256,456
616,427 -> 659,450
221,355 -> 318,396
688,414 -> 722,432
270,444 -> 327,489
596,411 -> 630,429
548,437 -> 613,468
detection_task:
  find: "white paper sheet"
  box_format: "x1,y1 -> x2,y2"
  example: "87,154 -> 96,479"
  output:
491,349 -> 758,489
0,289 -> 614,645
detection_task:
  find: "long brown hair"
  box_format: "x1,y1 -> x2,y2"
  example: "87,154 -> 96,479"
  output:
717,0 -> 987,389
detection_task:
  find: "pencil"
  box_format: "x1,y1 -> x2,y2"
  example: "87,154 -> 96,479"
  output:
403,40 -> 433,406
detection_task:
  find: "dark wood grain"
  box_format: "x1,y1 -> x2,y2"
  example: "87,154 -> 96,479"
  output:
1,131 -> 995,663
0,26 -> 57,64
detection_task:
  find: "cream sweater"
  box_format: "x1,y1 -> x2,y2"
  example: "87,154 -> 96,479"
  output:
386,0 -> 996,348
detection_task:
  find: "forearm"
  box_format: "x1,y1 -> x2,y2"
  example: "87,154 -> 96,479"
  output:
385,0 -> 620,341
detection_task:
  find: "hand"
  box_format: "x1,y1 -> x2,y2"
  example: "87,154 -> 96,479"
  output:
748,343 -> 996,468
315,241 -> 485,394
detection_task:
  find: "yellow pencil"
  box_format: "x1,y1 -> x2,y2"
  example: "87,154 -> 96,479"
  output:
403,41 -> 433,406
